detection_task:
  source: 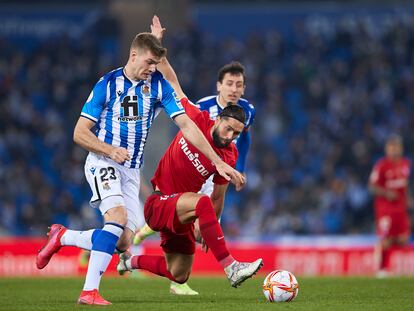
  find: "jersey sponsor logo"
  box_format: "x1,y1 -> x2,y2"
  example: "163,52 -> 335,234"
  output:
178,137 -> 209,177
385,178 -> 408,188
119,95 -> 143,122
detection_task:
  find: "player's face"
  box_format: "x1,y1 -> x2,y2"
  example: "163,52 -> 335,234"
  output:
212,117 -> 244,148
217,73 -> 245,105
385,141 -> 403,159
130,49 -> 160,80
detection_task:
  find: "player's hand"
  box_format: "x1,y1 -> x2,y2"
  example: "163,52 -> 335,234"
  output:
385,190 -> 398,201
214,160 -> 246,190
109,146 -> 130,164
151,15 -> 166,41
229,168 -> 246,191
236,173 -> 247,190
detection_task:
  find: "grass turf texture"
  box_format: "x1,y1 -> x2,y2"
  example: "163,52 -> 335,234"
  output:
1,276 -> 413,311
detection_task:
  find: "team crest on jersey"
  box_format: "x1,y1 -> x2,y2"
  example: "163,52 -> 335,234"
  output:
141,83 -> 151,97
102,182 -> 111,191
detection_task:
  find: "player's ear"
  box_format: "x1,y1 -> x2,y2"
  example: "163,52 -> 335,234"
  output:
214,117 -> 221,126
130,48 -> 138,62
216,81 -> 221,93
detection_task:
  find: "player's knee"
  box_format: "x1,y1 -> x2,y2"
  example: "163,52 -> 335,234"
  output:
105,205 -> 128,227
195,195 -> 213,214
196,194 -> 213,210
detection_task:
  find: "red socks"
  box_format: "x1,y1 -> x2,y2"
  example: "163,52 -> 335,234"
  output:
195,195 -> 234,268
131,255 -> 187,284
381,248 -> 391,270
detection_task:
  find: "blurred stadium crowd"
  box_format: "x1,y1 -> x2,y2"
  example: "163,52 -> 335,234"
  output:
1,10 -> 413,239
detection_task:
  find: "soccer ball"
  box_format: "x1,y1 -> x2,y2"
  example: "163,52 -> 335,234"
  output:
262,270 -> 299,302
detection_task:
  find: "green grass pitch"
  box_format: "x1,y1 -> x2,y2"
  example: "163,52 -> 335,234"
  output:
1,275 -> 414,311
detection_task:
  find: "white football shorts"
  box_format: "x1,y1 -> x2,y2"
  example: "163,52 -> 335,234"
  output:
84,152 -> 144,232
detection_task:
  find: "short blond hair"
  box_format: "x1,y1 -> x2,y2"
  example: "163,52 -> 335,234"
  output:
130,32 -> 167,57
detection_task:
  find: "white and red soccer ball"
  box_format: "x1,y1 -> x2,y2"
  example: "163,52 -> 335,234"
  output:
262,270 -> 299,302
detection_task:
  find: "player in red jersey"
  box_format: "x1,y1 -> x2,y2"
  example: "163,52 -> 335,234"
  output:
117,88 -> 263,288
369,134 -> 412,277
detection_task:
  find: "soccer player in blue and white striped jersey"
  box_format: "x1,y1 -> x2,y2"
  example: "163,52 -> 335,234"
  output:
197,62 -> 256,195
36,32 -> 245,305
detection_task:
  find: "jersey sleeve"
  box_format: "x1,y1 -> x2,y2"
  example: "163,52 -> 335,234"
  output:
235,130 -> 251,173
159,78 -> 185,119
180,97 -> 201,121
246,103 -> 256,128
369,161 -> 384,185
81,77 -> 107,122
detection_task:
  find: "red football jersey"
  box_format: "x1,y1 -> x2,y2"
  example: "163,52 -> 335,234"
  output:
151,98 -> 238,195
369,157 -> 411,212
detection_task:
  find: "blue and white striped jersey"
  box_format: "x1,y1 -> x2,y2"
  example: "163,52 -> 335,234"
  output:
196,95 -> 255,173
196,95 -> 255,129
81,68 -> 184,169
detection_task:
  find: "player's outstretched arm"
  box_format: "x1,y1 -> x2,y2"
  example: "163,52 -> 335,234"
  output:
158,57 -> 186,99
74,117 -> 130,164
150,15 -> 186,99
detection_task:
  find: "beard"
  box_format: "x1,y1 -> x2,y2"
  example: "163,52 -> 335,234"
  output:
212,129 -> 231,148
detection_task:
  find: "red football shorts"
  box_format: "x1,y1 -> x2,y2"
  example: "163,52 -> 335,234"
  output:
375,210 -> 411,239
144,192 -> 195,255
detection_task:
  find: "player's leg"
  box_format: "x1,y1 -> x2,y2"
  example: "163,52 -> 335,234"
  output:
375,237 -> 392,277
77,155 -> 128,305
176,193 -> 263,287
36,155 -> 126,271
394,212 -> 410,247
129,177 -> 214,294
64,168 -> 141,255
133,223 -> 156,245
131,192 -> 197,293
165,253 -> 193,284
118,193 -> 196,284
120,177 -> 147,278
118,230 -> 195,284
375,215 -> 392,277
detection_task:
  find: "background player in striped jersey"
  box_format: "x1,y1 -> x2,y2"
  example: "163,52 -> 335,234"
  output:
197,61 -> 255,196
133,15 -> 255,296
36,32 -> 245,305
